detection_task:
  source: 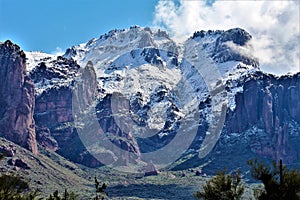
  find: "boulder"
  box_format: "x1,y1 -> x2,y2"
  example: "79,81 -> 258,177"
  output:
0,145 -> 15,157
195,170 -> 201,176
14,158 -> 30,169
144,161 -> 159,176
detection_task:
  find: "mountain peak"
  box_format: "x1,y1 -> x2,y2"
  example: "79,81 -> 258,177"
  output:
189,27 -> 259,69
0,40 -> 26,62
0,41 -> 37,155
218,28 -> 252,46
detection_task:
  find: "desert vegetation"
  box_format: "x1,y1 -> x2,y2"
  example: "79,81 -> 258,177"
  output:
193,159 -> 300,200
193,169 -> 244,200
2,151 -> 300,200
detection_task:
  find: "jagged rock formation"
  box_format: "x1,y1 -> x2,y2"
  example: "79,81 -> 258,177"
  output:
196,72 -> 300,175
36,126 -> 58,151
192,28 -> 259,68
20,27 -> 299,171
95,94 -> 141,165
31,59 -> 102,167
72,61 -> 97,112
0,40 -> 37,154
225,72 -> 300,162
213,28 -> 258,67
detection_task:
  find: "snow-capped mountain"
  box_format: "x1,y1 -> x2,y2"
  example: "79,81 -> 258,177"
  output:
6,26 -> 298,172
27,26 -> 258,122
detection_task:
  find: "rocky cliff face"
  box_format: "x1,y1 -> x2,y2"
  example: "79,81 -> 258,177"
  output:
31,58 -> 102,167
198,72 -> 300,174
94,94 -> 141,165
225,72 -> 300,162
0,40 -> 37,154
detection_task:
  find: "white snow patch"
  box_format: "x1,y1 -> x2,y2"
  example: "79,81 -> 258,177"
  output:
25,51 -> 56,72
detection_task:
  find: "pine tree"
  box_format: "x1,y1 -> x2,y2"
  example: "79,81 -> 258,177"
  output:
193,169 -> 244,200
248,159 -> 300,200
46,189 -> 78,200
94,177 -> 107,200
0,173 -> 39,200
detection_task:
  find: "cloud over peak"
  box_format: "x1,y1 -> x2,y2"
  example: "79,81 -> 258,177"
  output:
153,0 -> 300,75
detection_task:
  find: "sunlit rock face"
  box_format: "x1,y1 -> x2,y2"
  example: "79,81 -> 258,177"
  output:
0,40 -> 37,154
225,72 -> 300,163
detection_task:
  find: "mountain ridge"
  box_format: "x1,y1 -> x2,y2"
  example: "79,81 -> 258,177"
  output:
0,26 -> 299,173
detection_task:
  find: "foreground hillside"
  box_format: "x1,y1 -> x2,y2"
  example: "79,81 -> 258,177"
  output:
1,137 -> 261,199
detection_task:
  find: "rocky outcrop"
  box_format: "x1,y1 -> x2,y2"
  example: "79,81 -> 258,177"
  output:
144,161 -> 159,176
191,28 -> 259,68
31,57 -> 79,148
226,72 -> 300,162
34,86 -> 73,127
0,144 -> 16,157
32,60 -> 102,167
0,40 -> 37,154
72,61 -> 97,113
36,127 -> 58,151
95,94 -> 141,165
212,28 -> 259,67
32,58 -> 95,127
14,158 -> 31,169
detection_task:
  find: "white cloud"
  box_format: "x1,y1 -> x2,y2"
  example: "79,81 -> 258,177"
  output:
153,0 -> 300,75
51,47 -> 64,56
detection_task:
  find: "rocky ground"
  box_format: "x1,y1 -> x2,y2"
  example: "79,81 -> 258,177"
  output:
0,137 -> 261,199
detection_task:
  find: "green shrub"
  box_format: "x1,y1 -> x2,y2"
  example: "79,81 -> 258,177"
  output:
0,173 -> 39,200
193,169 -> 244,200
46,189 -> 78,200
248,159 -> 300,200
94,177 -> 107,200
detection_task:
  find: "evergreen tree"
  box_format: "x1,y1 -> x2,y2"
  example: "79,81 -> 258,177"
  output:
46,189 -> 78,200
193,169 -> 244,200
248,159 -> 300,200
0,153 -> 39,200
0,173 -> 39,200
94,177 -> 107,200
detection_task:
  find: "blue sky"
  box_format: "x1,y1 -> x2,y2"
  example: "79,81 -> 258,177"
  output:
0,0 -> 158,53
0,0 -> 299,74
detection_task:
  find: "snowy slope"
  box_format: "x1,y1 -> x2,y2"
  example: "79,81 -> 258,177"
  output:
64,26 -> 177,75
26,51 -> 81,95
26,27 -> 258,100
22,26 -> 269,171
25,26 -> 260,141
61,27 -> 258,104
26,51 -> 56,72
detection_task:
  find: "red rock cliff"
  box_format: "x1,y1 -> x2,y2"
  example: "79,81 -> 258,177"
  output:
0,40 -> 37,154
